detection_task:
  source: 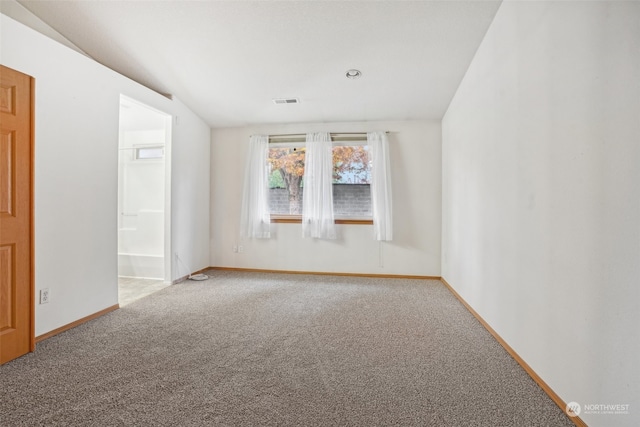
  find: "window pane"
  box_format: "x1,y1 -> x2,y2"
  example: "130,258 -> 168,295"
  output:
135,146 -> 164,160
332,145 -> 371,217
268,147 -> 305,215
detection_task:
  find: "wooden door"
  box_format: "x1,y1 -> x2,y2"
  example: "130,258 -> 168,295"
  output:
0,65 -> 34,364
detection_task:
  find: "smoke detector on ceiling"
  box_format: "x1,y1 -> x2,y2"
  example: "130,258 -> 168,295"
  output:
273,98 -> 300,104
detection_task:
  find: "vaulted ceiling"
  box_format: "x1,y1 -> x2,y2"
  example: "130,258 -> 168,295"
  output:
17,0 -> 501,128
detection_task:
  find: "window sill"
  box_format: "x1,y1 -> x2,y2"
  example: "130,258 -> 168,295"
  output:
270,215 -> 373,225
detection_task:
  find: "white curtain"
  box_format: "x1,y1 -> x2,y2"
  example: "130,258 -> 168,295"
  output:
302,132 -> 336,239
240,135 -> 271,239
368,132 -> 393,241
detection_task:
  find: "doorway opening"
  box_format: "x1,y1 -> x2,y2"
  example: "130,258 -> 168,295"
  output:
117,96 -> 172,306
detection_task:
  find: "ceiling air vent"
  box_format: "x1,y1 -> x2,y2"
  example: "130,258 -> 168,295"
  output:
273,98 -> 300,105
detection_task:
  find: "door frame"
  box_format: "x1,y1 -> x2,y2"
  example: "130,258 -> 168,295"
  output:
28,74 -> 35,352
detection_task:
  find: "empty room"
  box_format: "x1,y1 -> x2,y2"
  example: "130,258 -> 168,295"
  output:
0,1 -> 638,426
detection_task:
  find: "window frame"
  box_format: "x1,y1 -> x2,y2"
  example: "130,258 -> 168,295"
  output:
268,140 -> 373,225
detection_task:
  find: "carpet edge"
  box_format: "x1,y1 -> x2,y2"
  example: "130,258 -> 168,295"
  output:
440,276 -> 587,427
35,304 -> 120,344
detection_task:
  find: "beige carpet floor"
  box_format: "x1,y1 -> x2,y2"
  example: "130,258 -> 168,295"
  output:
0,270 -> 573,426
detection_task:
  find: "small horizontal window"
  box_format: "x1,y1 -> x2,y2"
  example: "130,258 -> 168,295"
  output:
135,146 -> 164,160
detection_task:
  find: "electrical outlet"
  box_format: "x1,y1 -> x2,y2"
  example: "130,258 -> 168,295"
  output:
238,245 -> 244,253
40,288 -> 49,304
233,245 -> 238,253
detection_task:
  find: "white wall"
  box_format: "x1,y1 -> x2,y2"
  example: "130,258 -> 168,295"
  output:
211,121 -> 441,276
170,102 -> 211,280
442,2 -> 640,426
1,15 -> 210,336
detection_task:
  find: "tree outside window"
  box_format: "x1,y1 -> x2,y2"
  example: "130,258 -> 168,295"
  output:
268,144 -> 371,217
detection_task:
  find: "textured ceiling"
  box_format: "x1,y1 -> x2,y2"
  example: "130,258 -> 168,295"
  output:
18,0 -> 501,128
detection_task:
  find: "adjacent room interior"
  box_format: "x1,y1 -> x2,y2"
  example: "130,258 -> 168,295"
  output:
1,1 -> 638,426
117,95 -> 172,305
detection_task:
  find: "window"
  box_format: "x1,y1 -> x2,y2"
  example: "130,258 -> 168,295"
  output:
241,132 -> 390,240
135,146 -> 164,160
267,142 -> 371,220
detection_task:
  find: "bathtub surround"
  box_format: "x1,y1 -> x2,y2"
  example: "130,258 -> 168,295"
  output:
117,98 -> 170,280
117,253 -> 164,280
